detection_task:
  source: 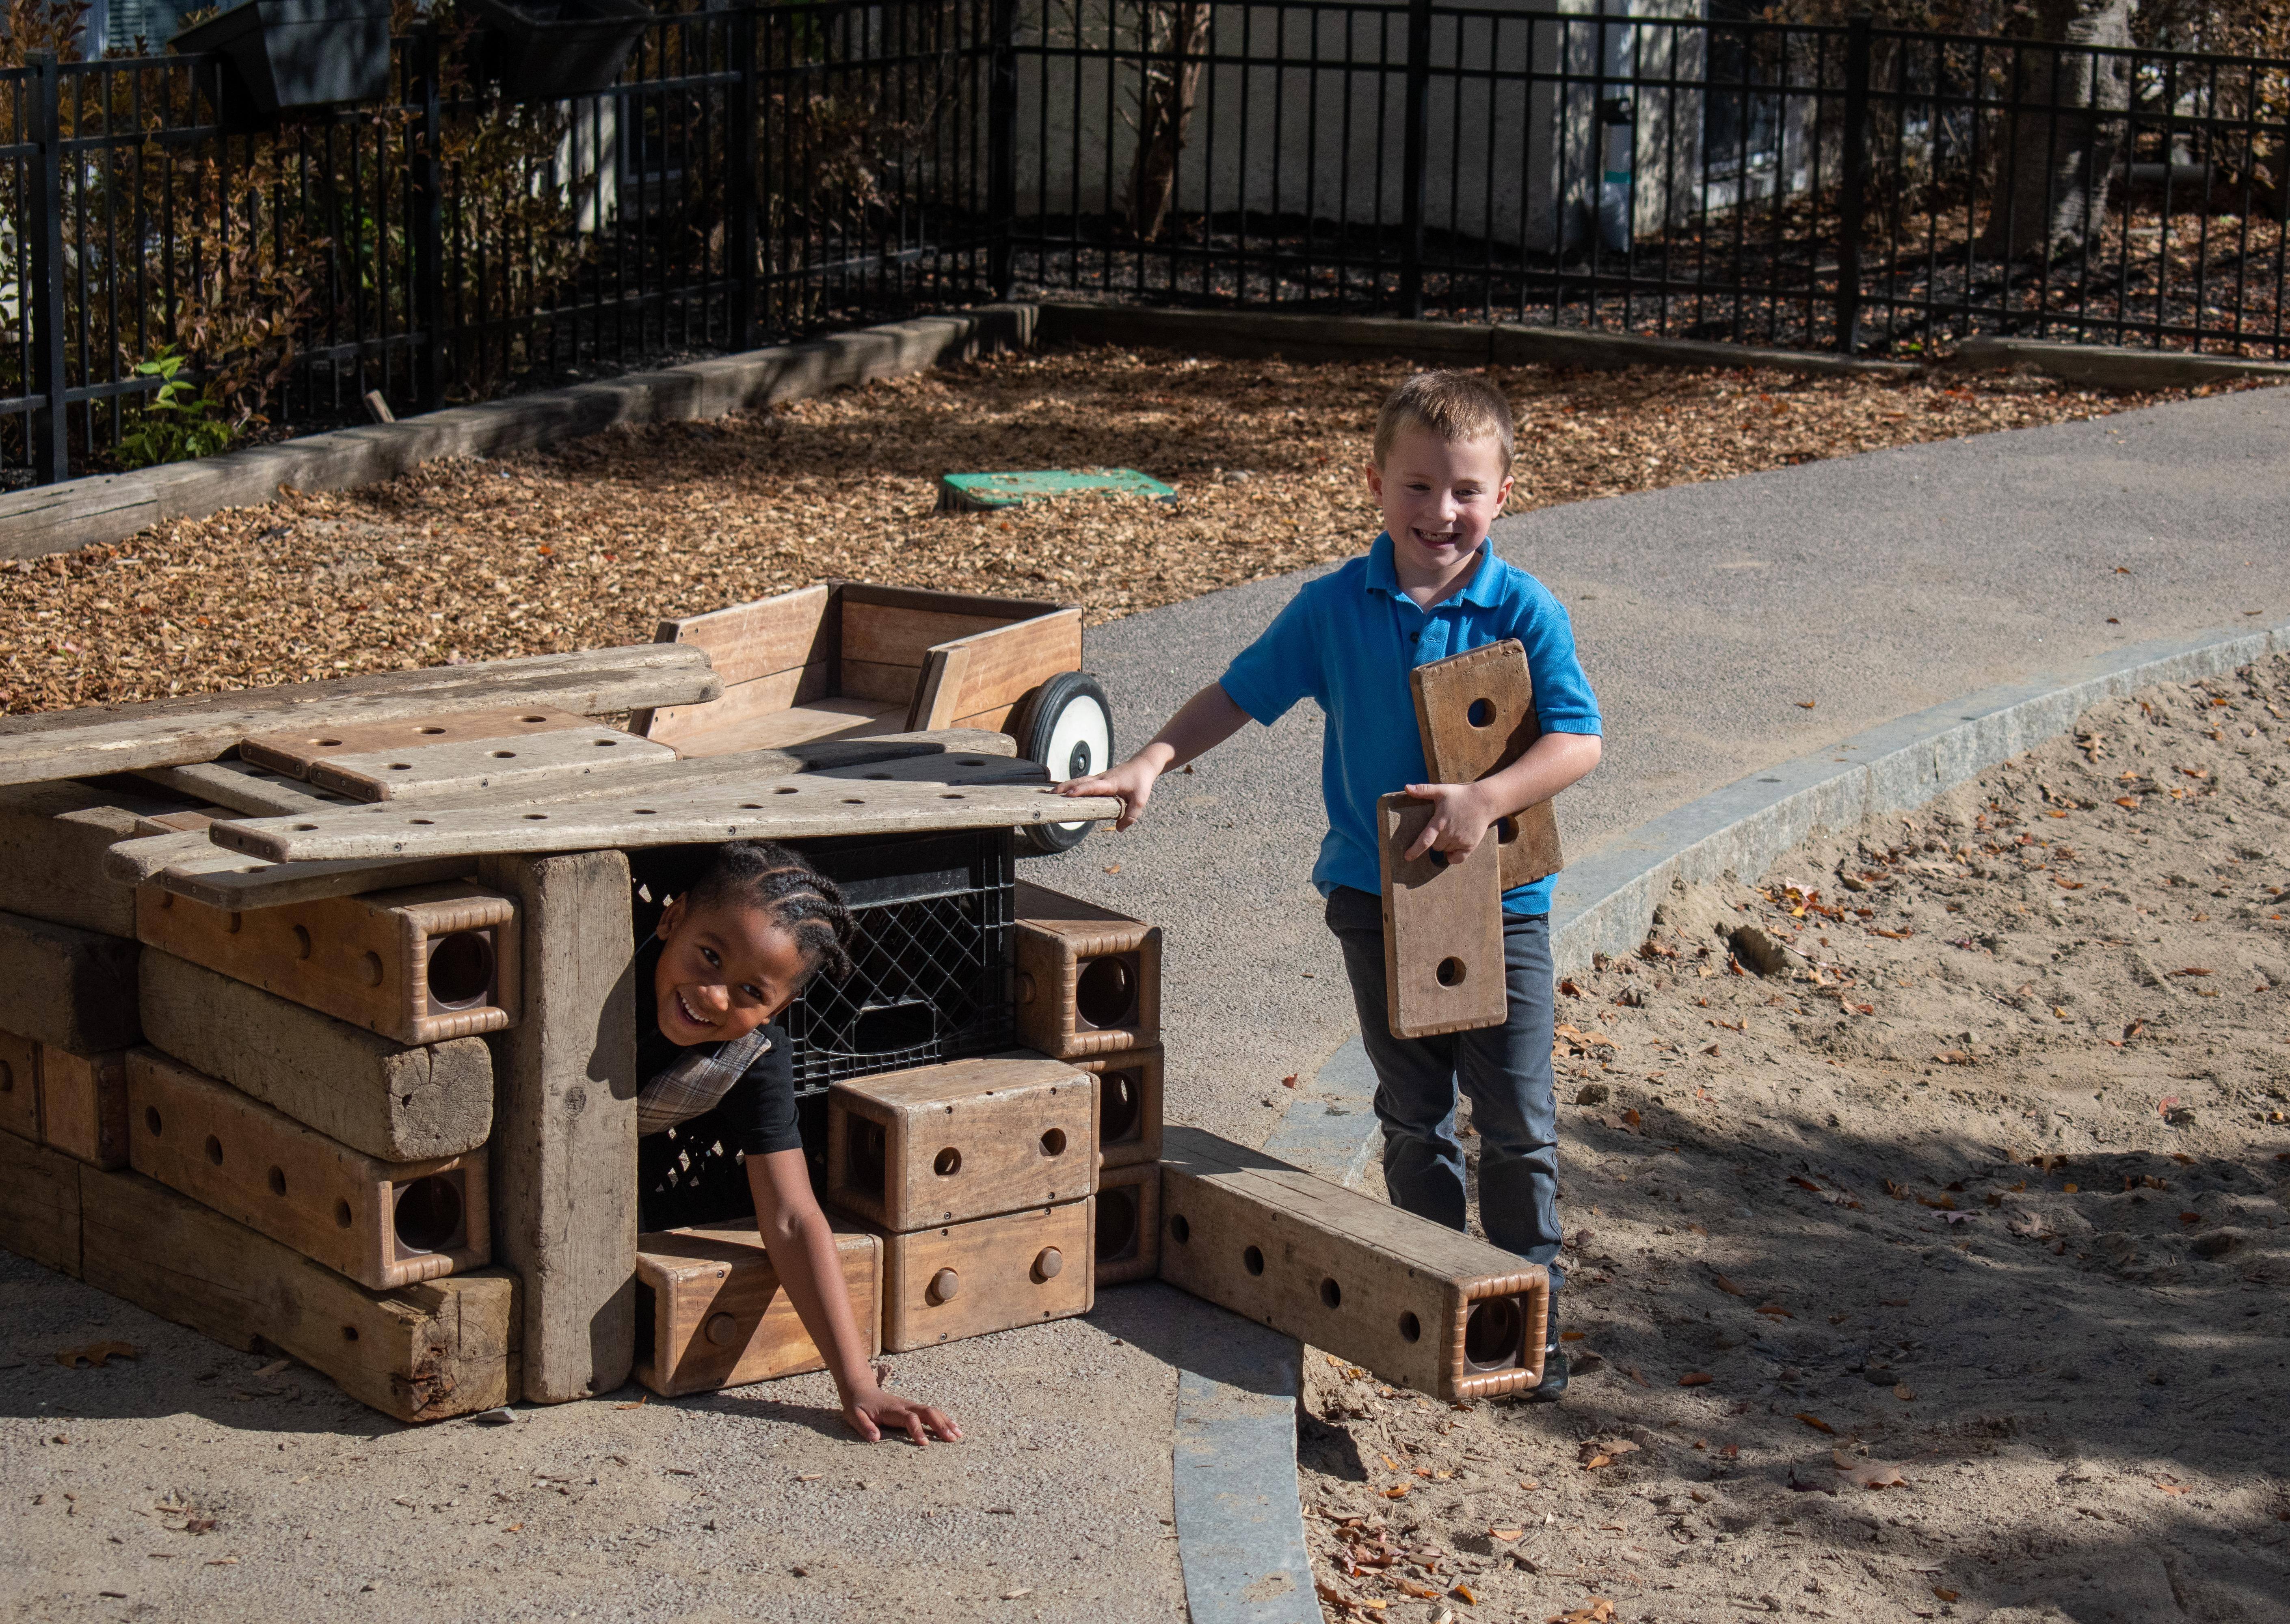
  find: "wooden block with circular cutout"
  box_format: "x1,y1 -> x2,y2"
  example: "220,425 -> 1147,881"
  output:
134,880 -> 519,1045
1377,793 -> 1506,1040
0,1028 -> 39,1143
126,1048 -> 489,1290
1409,638 -> 1564,890
825,1056 -> 1096,1231
1012,881 -> 1161,1059
1064,1044 -> 1163,1169
1092,1159 -> 1160,1287
634,1222 -> 880,1398
38,1045 -> 129,1169
877,1199 -> 1094,1352
1156,1126 -> 1548,1402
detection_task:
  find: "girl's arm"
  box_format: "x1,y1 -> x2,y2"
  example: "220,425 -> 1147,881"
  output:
744,1148 -> 962,1446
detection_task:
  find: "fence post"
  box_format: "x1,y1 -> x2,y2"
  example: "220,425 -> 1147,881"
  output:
1398,0 -> 1432,318
987,0 -> 1018,298
408,24 -> 446,415
727,5 -> 759,350
26,52 -> 69,486
1835,13 -> 1872,357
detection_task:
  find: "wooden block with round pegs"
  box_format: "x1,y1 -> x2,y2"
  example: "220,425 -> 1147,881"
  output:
1377,793 -> 1506,1040
126,1048 -> 489,1291
826,1056 -> 1096,1231
1409,638 -> 1564,890
876,1199 -> 1094,1352
38,1045 -> 129,1169
1011,881 -> 1161,1059
134,880 -> 519,1045
1092,1159 -> 1161,1287
634,1222 -> 881,1398
0,1028 -> 39,1143
1156,1126 -> 1548,1403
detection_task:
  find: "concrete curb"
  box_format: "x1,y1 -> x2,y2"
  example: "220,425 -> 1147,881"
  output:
1171,1313 -> 1320,1624
1954,335 -> 2290,390
0,307 -> 1037,562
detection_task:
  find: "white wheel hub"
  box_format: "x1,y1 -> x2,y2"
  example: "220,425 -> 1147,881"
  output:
1042,693 -> 1112,831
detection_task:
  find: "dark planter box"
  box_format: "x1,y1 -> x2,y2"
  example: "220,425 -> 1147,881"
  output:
466,0 -> 651,101
171,0 -> 393,132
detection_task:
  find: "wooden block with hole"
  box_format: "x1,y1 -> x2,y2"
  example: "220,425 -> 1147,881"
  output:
634,1223 -> 880,1397
1410,638 -> 1564,890
1065,1043 -> 1163,1170
1012,881 -> 1161,1059
876,1198 -> 1093,1352
126,1048 -> 489,1290
1157,1126 -> 1548,1403
825,1056 -> 1096,1231
1377,793 -> 1506,1039
134,880 -> 519,1045
38,1044 -> 129,1169
1092,1159 -> 1160,1287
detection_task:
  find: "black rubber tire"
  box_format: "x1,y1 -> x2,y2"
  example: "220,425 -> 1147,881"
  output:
1010,671 -> 1114,855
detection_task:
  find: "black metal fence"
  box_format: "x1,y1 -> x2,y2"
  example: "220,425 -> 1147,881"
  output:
6,2 -> 2288,488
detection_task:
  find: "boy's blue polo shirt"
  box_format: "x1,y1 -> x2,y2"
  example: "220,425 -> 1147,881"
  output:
1217,534 -> 1601,916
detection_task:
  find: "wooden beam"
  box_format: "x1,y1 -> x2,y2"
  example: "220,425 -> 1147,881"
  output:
134,759 -> 357,817
0,1126 -> 82,1276
0,783 -> 176,936
0,644 -> 720,788
635,1222 -> 880,1398
0,908 -> 139,1053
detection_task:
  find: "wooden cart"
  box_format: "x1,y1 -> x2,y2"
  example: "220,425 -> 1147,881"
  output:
629,582 -> 1113,852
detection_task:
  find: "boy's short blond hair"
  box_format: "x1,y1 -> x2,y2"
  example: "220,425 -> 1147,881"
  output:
1373,370 -> 1516,471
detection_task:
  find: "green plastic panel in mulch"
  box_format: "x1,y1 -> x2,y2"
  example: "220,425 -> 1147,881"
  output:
936,467 -> 1178,512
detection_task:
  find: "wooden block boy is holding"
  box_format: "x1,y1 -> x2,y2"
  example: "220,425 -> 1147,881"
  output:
1062,371 -> 1602,1399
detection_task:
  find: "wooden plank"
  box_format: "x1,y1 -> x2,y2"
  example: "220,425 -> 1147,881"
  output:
0,644 -> 721,788
645,584 -> 834,691
838,657 -> 922,707
842,602 -> 1011,671
837,582 -> 1070,624
909,641 -> 975,732
949,702 -> 1018,734
305,725 -> 677,803
639,661 -> 833,752
1064,1043 -> 1164,1170
239,705 -> 599,778
0,1126 -> 82,1276
801,754 -> 1047,787
0,1029 -> 41,1142
144,851 -> 478,912
825,1056 -> 1097,1231
140,950 -> 492,1162
646,689 -> 898,757
127,1049 -> 491,1290
1410,638 -> 1563,890
80,1166 -> 518,1422
634,1222 -> 880,1398
0,782 -> 177,936
1157,1126 -> 1548,1403
1377,793 -> 1506,1040
475,849 -> 638,1404
135,881 -> 521,1046
1012,881 -> 1162,1060
876,1199 -> 1094,1353
1094,1159 -> 1160,1287
135,759 -> 358,817
38,1045 -> 128,1170
939,609 -> 1084,722
207,780 -> 1124,864
0,907 -> 140,1053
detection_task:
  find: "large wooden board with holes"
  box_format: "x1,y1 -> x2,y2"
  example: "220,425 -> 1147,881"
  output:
127,1049 -> 490,1290
1377,793 -> 1506,1040
0,1121 -> 80,1276
876,1199 -> 1094,1352
1093,1159 -> 1161,1287
134,880 -> 519,1045
1157,1127 -> 1548,1402
239,705 -> 598,777
39,1045 -> 128,1169
80,1165 -> 517,1422
634,1223 -> 880,1398
826,1057 -> 1096,1231
295,726 -> 675,803
0,644 -> 720,788
1012,882 -> 1162,1060
1410,638 -> 1564,890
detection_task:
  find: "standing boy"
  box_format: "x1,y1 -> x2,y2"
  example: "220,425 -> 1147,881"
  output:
1061,371 -> 1601,1398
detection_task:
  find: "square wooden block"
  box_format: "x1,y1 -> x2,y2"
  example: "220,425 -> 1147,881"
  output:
878,1199 -> 1094,1352
1093,1160 -> 1160,1287
1012,881 -> 1161,1059
1066,1044 -> 1164,1170
635,1222 -> 880,1398
825,1055 -> 1096,1231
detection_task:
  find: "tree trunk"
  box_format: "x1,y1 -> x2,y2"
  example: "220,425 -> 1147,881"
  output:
1979,0 -> 2136,257
1124,0 -> 1212,242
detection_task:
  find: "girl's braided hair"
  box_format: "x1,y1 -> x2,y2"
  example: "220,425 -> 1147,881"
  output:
685,840 -> 854,989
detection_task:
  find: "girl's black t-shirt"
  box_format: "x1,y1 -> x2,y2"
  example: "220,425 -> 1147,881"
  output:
631,934 -> 803,1158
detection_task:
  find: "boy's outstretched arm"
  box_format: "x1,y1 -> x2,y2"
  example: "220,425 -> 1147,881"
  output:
744,1149 -> 962,1446
1402,730 -> 1602,860
1057,681 -> 1250,830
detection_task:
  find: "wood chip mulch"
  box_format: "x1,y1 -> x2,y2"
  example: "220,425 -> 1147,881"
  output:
1,347 -> 2265,715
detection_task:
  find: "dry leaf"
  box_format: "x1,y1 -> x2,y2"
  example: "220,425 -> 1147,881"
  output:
1796,699 -> 1816,709
1713,1273 -> 1746,1296
1451,1583 -> 1479,1604
1795,1412 -> 1836,1434
1833,1449 -> 1907,1489
1892,1383 -> 1917,1401
1934,1589 -> 1960,1603
1583,1455 -> 1613,1471
1679,1371 -> 1715,1386
251,1359 -> 291,1380
1757,1302 -> 1794,1318
1489,1527 -> 1525,1540
55,1341 -> 138,1369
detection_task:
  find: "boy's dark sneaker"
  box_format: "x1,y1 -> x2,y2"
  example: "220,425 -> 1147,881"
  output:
1523,1298 -> 1567,1403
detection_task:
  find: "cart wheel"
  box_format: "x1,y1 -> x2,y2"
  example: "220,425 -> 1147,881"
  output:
1012,672 -> 1114,855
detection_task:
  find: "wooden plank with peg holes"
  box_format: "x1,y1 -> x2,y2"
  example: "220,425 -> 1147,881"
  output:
1409,638 -> 1564,890
238,705 -> 599,776
874,1199 -> 1094,1353
825,1056 -> 1096,1232
1377,793 -> 1507,1040
634,1223 -> 880,1398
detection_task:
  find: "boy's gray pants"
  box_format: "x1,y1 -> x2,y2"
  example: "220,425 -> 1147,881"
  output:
1323,886 -> 1565,1294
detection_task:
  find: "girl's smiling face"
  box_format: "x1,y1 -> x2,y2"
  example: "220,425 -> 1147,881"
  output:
652,894 -> 810,1045
1366,425 -> 1515,591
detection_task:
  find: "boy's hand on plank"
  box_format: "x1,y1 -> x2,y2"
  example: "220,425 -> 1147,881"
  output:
1060,756 -> 1161,830
844,1382 -> 963,1447
1400,781 -> 1499,860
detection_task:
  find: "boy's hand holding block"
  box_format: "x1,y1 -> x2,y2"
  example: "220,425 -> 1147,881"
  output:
1377,793 -> 1506,1039
1410,638 -> 1564,889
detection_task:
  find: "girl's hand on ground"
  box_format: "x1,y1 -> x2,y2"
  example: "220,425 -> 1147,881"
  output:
1401,781 -> 1499,860
843,1383 -> 962,1446
1059,756 -> 1161,830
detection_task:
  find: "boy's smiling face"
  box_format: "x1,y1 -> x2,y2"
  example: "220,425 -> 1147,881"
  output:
1367,425 -> 1515,594
653,894 -> 810,1046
